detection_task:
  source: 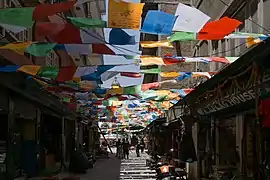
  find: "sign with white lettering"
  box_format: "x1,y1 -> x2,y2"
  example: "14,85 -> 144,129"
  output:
197,72 -> 270,115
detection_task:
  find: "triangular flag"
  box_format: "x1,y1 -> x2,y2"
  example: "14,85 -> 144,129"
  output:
25,43 -> 56,57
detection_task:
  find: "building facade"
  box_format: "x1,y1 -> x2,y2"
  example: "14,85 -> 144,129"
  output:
166,1 -> 270,179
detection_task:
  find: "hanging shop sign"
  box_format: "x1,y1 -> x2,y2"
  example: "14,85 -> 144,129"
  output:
197,72 -> 270,115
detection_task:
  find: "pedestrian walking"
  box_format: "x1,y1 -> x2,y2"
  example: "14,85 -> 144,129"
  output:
116,139 -> 121,158
136,143 -> 140,157
140,138 -> 145,153
123,138 -> 130,159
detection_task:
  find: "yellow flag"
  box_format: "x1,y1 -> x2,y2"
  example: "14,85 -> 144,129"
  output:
156,90 -> 171,96
160,72 -> 180,78
17,65 -> 40,76
140,40 -> 173,48
72,77 -> 81,83
106,87 -> 123,95
246,37 -> 261,48
0,42 -> 31,55
108,0 -> 144,29
140,56 -> 165,66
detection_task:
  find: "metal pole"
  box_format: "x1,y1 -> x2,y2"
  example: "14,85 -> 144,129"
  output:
97,126 -> 113,154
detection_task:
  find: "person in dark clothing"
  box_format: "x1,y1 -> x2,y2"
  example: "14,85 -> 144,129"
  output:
140,138 -> 145,153
123,138 -> 130,159
116,139 -> 121,158
136,143 -> 140,157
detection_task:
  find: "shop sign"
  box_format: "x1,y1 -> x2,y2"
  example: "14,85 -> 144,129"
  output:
197,72 -> 270,115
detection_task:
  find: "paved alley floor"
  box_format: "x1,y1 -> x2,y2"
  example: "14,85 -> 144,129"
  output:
78,155 -> 121,180
119,151 -> 156,180
58,149 -> 157,180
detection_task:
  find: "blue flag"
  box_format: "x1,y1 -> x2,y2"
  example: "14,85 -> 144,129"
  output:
0,66 -> 19,72
109,28 -> 136,45
175,72 -> 192,82
81,65 -> 115,81
141,10 -> 176,35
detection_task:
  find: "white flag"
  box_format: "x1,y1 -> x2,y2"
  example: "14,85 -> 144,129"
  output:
173,3 -> 210,33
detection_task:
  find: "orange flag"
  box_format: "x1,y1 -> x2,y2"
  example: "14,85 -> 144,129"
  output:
197,17 -> 241,40
108,0 -> 144,29
17,65 -> 40,76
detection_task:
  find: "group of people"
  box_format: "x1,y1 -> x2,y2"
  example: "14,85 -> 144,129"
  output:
116,138 -> 130,159
116,136 -> 145,159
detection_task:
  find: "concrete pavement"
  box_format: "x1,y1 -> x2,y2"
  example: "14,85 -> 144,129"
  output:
119,150 -> 156,180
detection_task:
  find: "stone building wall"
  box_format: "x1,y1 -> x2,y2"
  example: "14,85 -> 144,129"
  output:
158,1 -> 196,89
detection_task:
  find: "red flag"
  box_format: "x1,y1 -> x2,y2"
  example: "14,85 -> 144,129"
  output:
120,72 -> 142,78
56,66 -> 77,82
0,49 -> 33,65
51,23 -> 82,44
198,17 -> 241,40
33,0 -> 76,21
35,23 -> 65,37
92,44 -> 115,55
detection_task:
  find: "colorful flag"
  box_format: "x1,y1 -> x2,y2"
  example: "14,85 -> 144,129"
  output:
109,28 -> 136,45
25,43 -> 56,57
168,32 -> 197,42
38,66 -> 59,79
0,49 -> 33,65
140,68 -> 161,74
17,65 -> 41,76
0,42 -> 31,55
0,8 -> 34,28
120,72 -> 142,78
173,3 -> 210,33
108,0 -> 144,29
160,72 -> 180,78
246,37 -> 262,48
198,17 -> 241,40
56,66 -> 77,82
141,10 -> 176,35
140,40 -> 173,48
140,56 -> 165,66
67,17 -> 107,28
33,0 -> 76,21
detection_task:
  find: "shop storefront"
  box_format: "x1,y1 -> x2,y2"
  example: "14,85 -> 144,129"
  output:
169,38 -> 270,179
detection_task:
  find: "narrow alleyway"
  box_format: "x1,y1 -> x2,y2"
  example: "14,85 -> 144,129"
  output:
58,149 -> 156,180
119,151 -> 156,180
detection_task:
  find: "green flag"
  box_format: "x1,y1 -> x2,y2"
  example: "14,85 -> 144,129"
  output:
141,68 -> 161,74
67,17 -> 107,28
25,43 -> 56,57
38,66 -> 59,79
168,32 -> 197,42
0,8 -> 34,28
123,85 -> 141,95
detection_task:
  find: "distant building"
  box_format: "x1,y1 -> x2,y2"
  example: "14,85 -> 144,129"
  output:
193,0 -> 270,72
